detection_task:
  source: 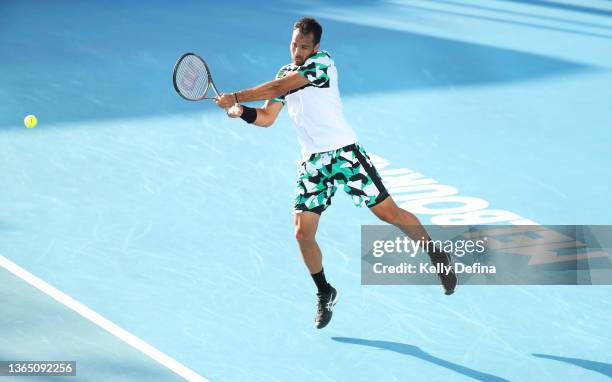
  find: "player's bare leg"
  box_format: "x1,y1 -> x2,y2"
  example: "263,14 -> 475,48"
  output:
294,211 -> 323,273
294,211 -> 339,328
370,197 -> 457,294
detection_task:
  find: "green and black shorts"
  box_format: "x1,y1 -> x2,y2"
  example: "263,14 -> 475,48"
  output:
294,143 -> 389,214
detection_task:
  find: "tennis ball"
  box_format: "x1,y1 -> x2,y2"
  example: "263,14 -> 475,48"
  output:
24,114 -> 38,128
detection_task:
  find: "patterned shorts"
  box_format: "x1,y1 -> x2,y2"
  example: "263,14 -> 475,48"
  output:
294,143 -> 389,214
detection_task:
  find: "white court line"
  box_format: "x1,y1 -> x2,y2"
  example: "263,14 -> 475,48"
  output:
0,255 -> 209,382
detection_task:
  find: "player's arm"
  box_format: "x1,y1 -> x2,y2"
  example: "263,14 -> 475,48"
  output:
253,100 -> 284,127
235,72 -> 307,103
227,100 -> 284,128
215,72 -> 308,108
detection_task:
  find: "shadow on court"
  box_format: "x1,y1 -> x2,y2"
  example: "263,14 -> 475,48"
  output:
533,353 -> 612,378
332,337 -> 510,382
497,0 -> 612,19
368,2 -> 612,40
0,0 -> 593,127
429,0 -> 612,32
0,269 -> 186,382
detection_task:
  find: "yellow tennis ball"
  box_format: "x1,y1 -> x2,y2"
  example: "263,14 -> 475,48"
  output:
24,114 -> 38,128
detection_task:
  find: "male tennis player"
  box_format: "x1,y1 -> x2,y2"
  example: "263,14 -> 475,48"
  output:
215,17 -> 456,329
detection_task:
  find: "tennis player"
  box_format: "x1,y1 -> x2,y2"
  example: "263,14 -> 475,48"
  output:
215,17 -> 457,329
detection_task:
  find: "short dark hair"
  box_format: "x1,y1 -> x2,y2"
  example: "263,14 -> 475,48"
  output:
293,17 -> 322,45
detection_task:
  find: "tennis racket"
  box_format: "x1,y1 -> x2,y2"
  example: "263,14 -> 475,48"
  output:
172,53 -> 220,101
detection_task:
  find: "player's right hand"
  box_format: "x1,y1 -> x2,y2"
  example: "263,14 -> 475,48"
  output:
216,93 -> 236,108
226,104 -> 243,118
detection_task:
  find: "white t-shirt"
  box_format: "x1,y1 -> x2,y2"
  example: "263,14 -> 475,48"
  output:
272,51 -> 358,158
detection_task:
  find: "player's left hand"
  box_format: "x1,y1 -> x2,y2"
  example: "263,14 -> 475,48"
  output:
226,104 -> 243,118
215,93 -> 236,108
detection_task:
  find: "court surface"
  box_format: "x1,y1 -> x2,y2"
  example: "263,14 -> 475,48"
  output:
1,0 -> 611,381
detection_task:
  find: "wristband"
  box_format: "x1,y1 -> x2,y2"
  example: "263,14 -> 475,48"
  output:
240,106 -> 257,124
233,92 -> 239,103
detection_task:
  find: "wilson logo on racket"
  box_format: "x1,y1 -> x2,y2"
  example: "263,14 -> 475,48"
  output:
172,52 -> 220,101
180,60 -> 200,91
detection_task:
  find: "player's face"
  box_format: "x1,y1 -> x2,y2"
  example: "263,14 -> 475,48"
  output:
290,30 -> 319,66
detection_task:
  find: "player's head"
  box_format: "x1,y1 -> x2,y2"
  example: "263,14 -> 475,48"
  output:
291,17 -> 322,66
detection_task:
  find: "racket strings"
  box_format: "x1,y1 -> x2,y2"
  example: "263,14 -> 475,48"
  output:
175,55 -> 210,100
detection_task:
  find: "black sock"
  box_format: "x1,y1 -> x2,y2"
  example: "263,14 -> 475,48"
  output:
311,268 -> 332,294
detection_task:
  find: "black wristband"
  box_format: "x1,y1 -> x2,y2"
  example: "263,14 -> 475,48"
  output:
240,106 -> 257,124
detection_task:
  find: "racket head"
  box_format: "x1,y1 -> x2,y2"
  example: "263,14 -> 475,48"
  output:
172,53 -> 218,101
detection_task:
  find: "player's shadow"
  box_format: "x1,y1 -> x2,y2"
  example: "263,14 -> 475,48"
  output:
332,337 -> 510,382
533,353 -> 612,378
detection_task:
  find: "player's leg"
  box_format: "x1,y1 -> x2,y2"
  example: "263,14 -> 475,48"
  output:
294,211 -> 339,329
369,196 -> 431,242
294,211 -> 323,274
369,197 -> 457,295
294,153 -> 339,329
340,142 -> 456,294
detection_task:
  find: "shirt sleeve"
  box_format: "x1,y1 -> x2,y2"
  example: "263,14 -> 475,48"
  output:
297,51 -> 332,88
270,65 -> 291,104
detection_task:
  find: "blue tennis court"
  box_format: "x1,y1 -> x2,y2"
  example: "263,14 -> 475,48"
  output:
1,0 -> 611,380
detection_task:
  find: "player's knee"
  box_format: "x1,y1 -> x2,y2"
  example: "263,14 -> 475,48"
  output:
295,225 -> 316,242
376,208 -> 400,224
